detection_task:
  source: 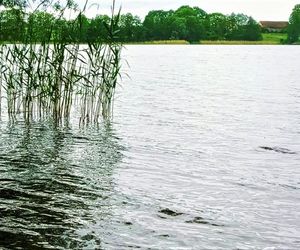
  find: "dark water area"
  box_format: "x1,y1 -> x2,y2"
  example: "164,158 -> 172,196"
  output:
0,121 -> 124,249
1,45 -> 300,249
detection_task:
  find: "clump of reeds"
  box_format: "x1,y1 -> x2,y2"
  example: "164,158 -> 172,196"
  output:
0,0 -> 122,123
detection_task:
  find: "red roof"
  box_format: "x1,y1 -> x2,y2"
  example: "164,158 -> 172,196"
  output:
259,21 -> 289,29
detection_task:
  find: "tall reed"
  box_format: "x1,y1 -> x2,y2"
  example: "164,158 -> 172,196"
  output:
0,0 -> 122,123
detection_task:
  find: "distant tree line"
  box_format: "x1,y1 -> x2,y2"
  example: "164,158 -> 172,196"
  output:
142,7 -> 263,42
0,4 -> 299,43
0,5 -> 263,43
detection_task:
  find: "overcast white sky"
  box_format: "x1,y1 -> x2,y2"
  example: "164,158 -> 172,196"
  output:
82,0 -> 298,21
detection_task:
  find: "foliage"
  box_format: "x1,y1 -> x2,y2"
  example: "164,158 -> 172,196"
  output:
0,4 -> 263,43
287,4 -> 300,43
0,8 -> 25,41
142,7 -> 262,42
0,0 -> 123,123
226,14 -> 262,41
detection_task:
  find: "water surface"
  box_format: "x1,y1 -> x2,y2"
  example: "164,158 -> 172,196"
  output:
1,45 -> 300,249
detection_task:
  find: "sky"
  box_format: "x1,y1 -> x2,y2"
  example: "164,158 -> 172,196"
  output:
83,0 -> 299,21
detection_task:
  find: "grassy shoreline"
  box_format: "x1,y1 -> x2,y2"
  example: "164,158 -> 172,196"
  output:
2,34 -> 297,46
126,33 -> 292,45
125,41 -> 287,45
199,40 -> 279,45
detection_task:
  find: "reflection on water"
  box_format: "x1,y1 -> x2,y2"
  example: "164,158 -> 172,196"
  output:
0,120 -> 124,249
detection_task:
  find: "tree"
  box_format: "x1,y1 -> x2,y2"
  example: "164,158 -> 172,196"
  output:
27,11 -> 56,42
143,10 -> 174,40
174,6 -> 207,41
0,4 -> 265,43
87,15 -> 110,42
226,13 -> 248,40
185,16 -> 206,41
169,16 -> 187,40
0,0 -> 27,8
287,4 -> 300,43
224,13 -> 262,41
206,13 -> 228,40
118,13 -> 143,42
243,17 -> 262,41
0,8 -> 25,41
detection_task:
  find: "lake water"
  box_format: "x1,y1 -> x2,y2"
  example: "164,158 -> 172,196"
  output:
0,45 -> 300,249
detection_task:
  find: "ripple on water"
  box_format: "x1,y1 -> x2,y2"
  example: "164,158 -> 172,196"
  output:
0,120 -> 124,249
1,46 -> 300,249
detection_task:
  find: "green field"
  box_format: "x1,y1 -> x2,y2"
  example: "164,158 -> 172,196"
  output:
201,33 -> 288,45
262,33 -> 287,44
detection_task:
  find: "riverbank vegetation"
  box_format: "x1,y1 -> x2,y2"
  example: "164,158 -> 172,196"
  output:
127,33 -> 287,45
0,0 -> 122,123
1,4 -> 298,45
1,3 -> 299,45
287,4 -> 300,43
0,5 -> 263,43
